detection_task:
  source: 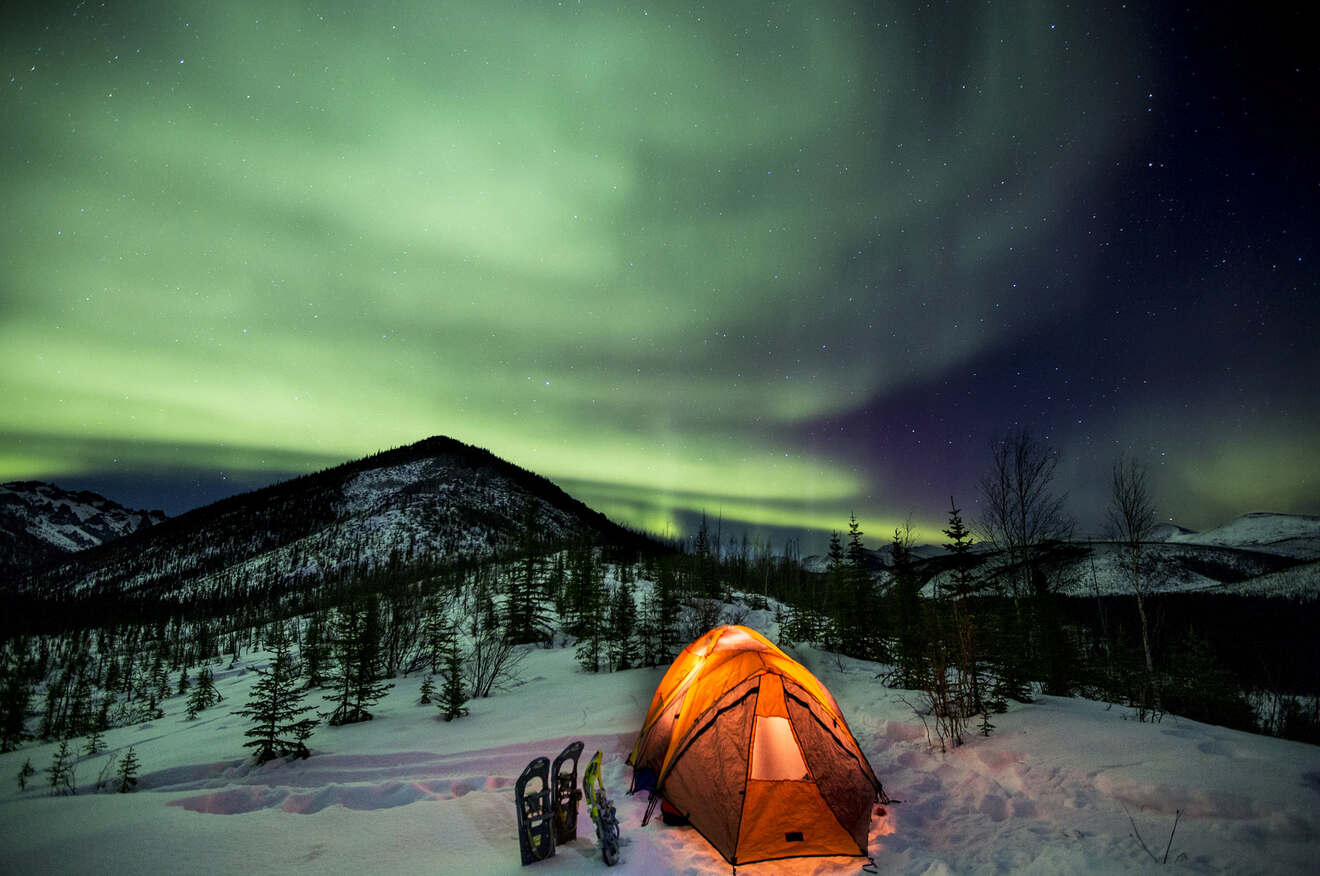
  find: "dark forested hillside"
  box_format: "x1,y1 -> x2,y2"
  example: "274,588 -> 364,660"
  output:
9,437 -> 656,629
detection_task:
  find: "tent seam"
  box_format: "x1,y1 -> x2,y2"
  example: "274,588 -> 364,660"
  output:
731,683 -> 761,865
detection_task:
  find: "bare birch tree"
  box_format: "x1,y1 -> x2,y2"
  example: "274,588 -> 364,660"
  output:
1106,454 -> 1158,675
977,427 -> 1073,605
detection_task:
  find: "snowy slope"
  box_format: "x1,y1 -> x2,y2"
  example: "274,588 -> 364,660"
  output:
889,514 -> 1320,600
1167,513 -> 1320,560
26,436 -> 645,602
0,481 -> 164,552
917,539 -> 1313,599
0,481 -> 165,578
3,620 -> 1319,875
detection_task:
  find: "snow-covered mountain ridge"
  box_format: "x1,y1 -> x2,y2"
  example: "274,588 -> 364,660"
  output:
0,481 -> 165,579
806,513 -> 1320,599
18,436 -> 649,604
1164,512 -> 1320,560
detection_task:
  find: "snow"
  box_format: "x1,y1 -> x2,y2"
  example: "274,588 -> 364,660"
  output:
4,619 -> 1319,875
1167,513 -> 1320,561
41,453 -> 597,601
0,480 -> 165,553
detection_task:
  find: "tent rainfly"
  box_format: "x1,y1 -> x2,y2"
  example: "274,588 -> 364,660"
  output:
628,625 -> 885,866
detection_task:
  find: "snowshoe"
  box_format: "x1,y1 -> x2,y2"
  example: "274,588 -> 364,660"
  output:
551,740 -> 584,844
516,756 -> 555,865
583,749 -> 621,866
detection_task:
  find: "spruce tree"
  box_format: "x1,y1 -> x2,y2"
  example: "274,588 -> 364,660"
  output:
235,624 -> 318,762
607,579 -> 638,671
822,531 -> 846,648
143,689 -> 163,722
844,514 -> 875,657
82,729 -> 106,757
437,627 -> 469,722
574,550 -> 608,672
563,539 -> 596,636
546,552 -> 568,625
0,665 -> 32,752
186,667 -> 220,719
117,746 -> 140,792
506,497 -> 550,645
46,738 -> 75,795
889,526 -> 926,689
417,601 -> 457,675
418,674 -> 435,705
324,595 -> 394,726
653,561 -> 681,658
943,497 -> 986,717
67,671 -> 94,739
636,587 -> 662,668
94,695 -> 112,733
103,653 -> 121,694
301,612 -> 330,689
692,513 -> 719,599
149,652 -> 170,704
637,566 -> 679,669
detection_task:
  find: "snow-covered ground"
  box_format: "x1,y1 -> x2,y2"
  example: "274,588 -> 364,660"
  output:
1167,513 -> 1320,561
3,624 -> 1319,875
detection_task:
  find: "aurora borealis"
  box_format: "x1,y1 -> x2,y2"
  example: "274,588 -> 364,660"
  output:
3,2 -> 1316,548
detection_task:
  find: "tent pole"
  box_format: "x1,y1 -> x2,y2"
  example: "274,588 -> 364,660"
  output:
641,791 -> 661,826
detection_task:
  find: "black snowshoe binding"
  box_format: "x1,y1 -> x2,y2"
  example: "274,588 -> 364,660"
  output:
583,749 -> 621,866
516,756 -> 555,865
551,740 -> 584,844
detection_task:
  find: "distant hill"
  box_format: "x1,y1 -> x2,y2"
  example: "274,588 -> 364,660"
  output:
15,436 -> 655,610
1164,512 -> 1320,560
901,512 -> 1320,600
0,481 -> 165,579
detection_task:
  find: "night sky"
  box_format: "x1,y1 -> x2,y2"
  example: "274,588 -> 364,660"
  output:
3,2 -> 1316,550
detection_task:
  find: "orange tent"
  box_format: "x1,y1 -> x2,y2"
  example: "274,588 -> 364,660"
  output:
628,625 -> 884,866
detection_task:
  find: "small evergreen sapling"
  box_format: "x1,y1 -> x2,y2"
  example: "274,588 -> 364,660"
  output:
117,746 -> 139,792
186,667 -> 219,719
17,758 -> 35,791
46,738 -> 76,795
418,674 -> 435,705
83,729 -> 106,757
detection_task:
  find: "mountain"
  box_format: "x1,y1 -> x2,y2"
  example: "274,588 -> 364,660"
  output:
15,436 -> 652,610
1165,511 -> 1320,560
897,513 -> 1320,600
0,481 -> 165,579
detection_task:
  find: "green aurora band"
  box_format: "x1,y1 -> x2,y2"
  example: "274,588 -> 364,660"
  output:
1,2 -> 1200,541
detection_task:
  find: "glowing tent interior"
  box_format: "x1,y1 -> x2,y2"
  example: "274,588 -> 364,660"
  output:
628,625 -> 885,866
